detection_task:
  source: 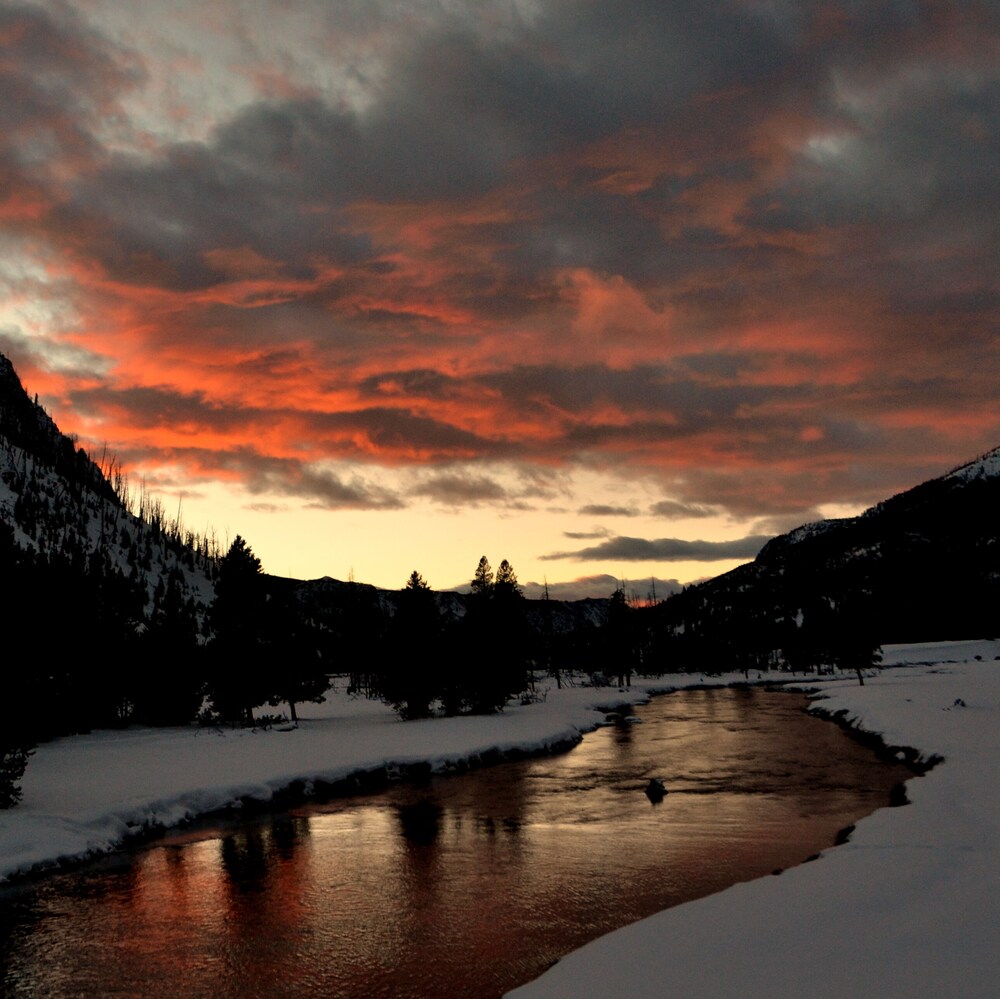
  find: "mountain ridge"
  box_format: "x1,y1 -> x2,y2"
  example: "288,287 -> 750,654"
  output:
653,445 -> 1000,658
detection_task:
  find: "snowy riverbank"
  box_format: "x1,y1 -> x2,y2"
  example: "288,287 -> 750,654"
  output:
0,667 -> 780,882
2,641 -> 997,999
508,640 -> 1000,999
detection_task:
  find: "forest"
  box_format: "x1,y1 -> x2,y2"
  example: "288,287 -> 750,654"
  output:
0,513 -> 885,810
2,352 -> 993,809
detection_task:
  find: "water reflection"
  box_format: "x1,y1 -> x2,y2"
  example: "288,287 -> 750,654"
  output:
0,690 -> 914,999
396,800 -> 444,846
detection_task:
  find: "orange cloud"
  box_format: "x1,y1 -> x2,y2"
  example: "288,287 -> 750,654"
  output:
2,0 -> 997,540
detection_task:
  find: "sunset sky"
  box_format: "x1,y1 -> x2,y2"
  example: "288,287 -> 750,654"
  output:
2,0 -> 997,596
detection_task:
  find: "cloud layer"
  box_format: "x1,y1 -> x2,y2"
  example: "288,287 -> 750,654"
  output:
2,0 -> 998,573
542,535 -> 771,563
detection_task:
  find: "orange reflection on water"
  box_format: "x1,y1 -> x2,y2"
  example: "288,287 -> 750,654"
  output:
0,690 -> 913,999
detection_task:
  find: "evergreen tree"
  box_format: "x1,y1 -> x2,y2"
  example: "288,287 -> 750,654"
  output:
0,739 -> 32,809
133,568 -> 204,725
338,579 -> 386,698
471,556 -> 494,597
456,556 -> 530,713
605,587 -> 637,687
538,579 -> 561,688
0,524 -> 34,806
379,570 -> 444,719
494,559 -> 522,599
825,597 -> 883,685
208,535 -> 268,723
263,586 -> 329,723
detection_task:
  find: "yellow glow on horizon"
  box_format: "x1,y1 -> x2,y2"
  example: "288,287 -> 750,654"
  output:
159,473 -> 759,594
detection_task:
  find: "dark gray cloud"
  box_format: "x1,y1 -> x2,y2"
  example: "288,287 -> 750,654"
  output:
649,499 -> 718,519
358,369 -> 461,401
70,384 -> 250,432
479,364 -> 807,447
410,463 -> 562,506
0,326 -> 108,380
309,408 -> 497,459
0,1 -> 835,292
8,0 -> 995,324
290,465 -> 403,510
114,444 -> 403,510
68,383 -> 497,461
411,473 -> 509,505
54,118 -> 371,291
10,0 -> 999,313
213,449 -> 404,510
578,504 -> 638,517
542,534 -> 771,562
0,2 -> 141,174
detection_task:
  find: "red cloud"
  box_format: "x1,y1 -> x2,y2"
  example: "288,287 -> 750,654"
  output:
2,0 -> 997,528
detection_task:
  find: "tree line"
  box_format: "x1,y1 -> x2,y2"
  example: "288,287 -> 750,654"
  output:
0,529 -> 886,809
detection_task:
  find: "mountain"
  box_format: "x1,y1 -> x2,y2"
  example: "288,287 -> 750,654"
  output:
0,353 -> 609,708
653,448 -> 1000,660
0,354 -> 117,505
0,355 -> 216,610
268,573 -> 610,666
6,346 -> 996,688
0,354 -> 218,735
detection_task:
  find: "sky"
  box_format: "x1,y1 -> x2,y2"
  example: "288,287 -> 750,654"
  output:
1,0 -> 997,598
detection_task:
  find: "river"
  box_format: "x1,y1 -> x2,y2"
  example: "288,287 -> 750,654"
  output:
0,687 -> 914,998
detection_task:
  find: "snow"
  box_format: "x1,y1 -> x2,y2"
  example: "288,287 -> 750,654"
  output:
780,518 -> 851,546
508,644 -> 1000,999
0,439 -> 216,612
945,445 -> 1000,482
881,638 -> 1000,666
2,643 -> 998,999
0,676 -> 698,881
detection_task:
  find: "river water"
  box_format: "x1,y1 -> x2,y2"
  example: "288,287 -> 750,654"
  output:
0,688 -> 914,998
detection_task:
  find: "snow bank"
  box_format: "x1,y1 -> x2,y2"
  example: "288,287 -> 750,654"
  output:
4,645 -> 998,999
508,653 -> 1000,999
0,674 -> 724,882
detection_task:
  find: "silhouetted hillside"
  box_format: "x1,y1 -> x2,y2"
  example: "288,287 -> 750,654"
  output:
0,353 -> 216,735
0,355 -> 116,504
1,353 -> 609,715
653,447 -> 1000,663
266,574 -> 610,663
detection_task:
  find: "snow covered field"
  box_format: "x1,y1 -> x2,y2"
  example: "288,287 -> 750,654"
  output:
2,640 -> 998,998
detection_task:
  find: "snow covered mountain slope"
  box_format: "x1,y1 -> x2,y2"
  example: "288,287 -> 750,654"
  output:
655,447 -> 1000,649
0,353 -> 216,615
